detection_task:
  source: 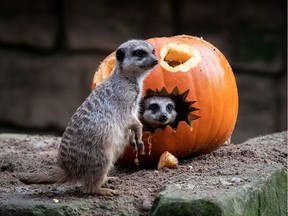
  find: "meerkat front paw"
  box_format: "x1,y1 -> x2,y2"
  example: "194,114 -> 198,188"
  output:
127,129 -> 137,148
128,131 -> 145,155
136,141 -> 145,155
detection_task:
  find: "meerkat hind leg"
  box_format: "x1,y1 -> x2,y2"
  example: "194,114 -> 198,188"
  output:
98,175 -> 120,196
82,171 -> 120,196
83,186 -> 119,196
82,182 -> 120,196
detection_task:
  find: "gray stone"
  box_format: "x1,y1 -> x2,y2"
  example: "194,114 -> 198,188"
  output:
142,198 -> 153,211
0,200 -> 93,216
0,0 -> 286,143
0,51 -> 106,128
0,0 -> 57,48
0,132 -> 287,215
180,0 -> 284,73
65,0 -> 172,50
150,165 -> 287,216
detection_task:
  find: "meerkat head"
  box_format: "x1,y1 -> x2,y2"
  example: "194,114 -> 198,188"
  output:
141,96 -> 177,129
115,40 -> 158,76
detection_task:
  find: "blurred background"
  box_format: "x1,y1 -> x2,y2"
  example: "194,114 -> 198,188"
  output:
0,0 -> 286,143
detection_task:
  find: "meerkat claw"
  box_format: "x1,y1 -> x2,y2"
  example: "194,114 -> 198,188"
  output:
97,188 -> 120,196
137,141 -> 145,155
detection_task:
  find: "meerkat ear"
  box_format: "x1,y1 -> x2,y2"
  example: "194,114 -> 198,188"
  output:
116,48 -> 125,62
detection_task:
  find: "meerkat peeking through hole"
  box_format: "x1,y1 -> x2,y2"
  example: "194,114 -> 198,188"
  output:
140,96 -> 177,131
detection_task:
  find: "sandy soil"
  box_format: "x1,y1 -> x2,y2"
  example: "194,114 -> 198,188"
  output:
0,132 -> 287,215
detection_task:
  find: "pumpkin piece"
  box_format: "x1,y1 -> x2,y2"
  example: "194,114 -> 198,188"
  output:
92,35 -> 238,166
157,151 -> 178,170
91,56 -> 115,90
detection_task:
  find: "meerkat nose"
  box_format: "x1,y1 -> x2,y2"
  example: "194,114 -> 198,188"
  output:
153,59 -> 158,65
160,114 -> 168,122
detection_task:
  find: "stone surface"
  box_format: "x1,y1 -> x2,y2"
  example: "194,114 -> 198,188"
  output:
0,132 -> 287,215
150,166 -> 287,216
65,0 -> 172,51
0,200 -> 92,216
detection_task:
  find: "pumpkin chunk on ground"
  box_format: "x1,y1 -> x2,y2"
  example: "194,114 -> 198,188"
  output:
157,151 -> 178,170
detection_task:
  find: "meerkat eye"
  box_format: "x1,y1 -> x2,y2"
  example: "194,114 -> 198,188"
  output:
166,104 -> 174,112
132,49 -> 147,58
148,103 -> 159,112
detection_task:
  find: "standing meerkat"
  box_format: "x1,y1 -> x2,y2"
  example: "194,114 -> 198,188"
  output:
18,40 -> 158,196
140,96 -> 177,131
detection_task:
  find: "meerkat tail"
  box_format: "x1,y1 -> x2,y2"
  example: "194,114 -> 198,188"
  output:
18,167 -> 66,184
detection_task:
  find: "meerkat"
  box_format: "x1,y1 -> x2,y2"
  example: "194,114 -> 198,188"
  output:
140,96 -> 177,131
18,39 -> 158,196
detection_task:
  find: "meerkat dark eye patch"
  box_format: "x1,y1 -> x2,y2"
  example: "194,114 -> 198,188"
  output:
148,103 -> 159,112
166,104 -> 174,112
132,49 -> 147,58
116,48 -> 125,62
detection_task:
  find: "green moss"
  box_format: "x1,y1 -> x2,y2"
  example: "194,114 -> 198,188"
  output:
151,168 -> 287,216
217,169 -> 287,216
31,203 -> 93,216
151,198 -> 222,216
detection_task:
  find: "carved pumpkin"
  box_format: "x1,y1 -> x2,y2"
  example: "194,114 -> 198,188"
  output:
92,35 -> 238,165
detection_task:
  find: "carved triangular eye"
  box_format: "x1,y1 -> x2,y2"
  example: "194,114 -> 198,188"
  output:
181,89 -> 190,99
159,87 -> 169,95
171,87 -> 180,96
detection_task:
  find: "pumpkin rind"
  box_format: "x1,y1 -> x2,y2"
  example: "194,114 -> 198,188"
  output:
92,35 -> 238,165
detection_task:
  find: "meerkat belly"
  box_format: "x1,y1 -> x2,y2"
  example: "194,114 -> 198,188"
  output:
110,117 -> 132,159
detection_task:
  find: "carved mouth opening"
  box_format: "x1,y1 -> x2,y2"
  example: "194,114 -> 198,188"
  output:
140,87 -> 200,133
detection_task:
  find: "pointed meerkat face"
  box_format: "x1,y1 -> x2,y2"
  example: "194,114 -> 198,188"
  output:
115,40 -> 158,74
142,96 -> 177,128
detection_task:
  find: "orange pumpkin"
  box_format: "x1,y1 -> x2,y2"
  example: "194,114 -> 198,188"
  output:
92,35 -> 238,165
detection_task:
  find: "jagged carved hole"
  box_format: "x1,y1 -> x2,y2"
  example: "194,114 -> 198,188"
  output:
164,49 -> 193,67
139,87 -> 200,132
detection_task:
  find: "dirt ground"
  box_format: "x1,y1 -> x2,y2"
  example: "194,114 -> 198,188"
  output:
0,132 -> 287,215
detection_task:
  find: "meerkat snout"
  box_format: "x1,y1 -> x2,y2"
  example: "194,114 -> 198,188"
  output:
151,59 -> 159,67
140,96 -> 177,131
159,114 -> 168,122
